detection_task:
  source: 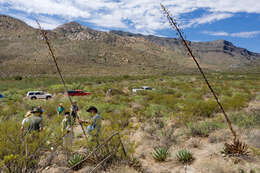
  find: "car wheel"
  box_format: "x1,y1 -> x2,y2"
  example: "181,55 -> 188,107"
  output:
31,97 -> 37,100
46,96 -> 51,100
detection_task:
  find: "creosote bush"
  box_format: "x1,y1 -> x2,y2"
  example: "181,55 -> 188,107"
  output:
187,121 -> 224,137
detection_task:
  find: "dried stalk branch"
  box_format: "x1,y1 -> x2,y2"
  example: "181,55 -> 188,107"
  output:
36,21 -> 86,137
160,4 -> 237,141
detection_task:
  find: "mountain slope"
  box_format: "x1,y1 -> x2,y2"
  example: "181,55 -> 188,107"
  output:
0,15 -> 259,77
110,30 -> 260,68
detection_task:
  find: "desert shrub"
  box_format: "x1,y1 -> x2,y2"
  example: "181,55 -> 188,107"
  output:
230,112 -> 260,128
110,95 -> 132,105
162,88 -> 177,95
178,98 -> 219,119
0,117 -> 63,172
193,99 -> 219,117
159,127 -> 176,147
143,104 -> 168,118
2,89 -> 23,102
70,83 -> 84,90
222,93 -> 251,111
14,76 -> 23,80
187,121 -> 224,137
176,149 -> 193,164
49,84 -> 65,93
171,112 -> 197,126
186,138 -> 202,148
145,93 -> 178,110
152,147 -> 169,162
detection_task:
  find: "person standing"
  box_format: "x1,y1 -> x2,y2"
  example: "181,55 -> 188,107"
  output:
21,108 -> 43,136
79,106 -> 101,142
57,103 -> 65,115
61,112 -> 74,149
70,102 -> 79,122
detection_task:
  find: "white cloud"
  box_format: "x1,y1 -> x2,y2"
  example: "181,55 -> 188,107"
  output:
203,30 -> 260,38
1,0 -> 90,18
4,12 -> 63,29
183,13 -> 233,28
202,31 -> 229,36
0,0 -> 260,34
230,31 -> 260,38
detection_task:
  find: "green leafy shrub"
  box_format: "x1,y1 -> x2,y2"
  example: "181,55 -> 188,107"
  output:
187,121 -> 224,137
230,112 -> 260,128
182,99 -> 218,118
14,76 -> 23,80
0,119 -> 63,172
152,147 -> 169,162
68,153 -> 84,169
49,84 -> 65,93
222,93 -> 251,111
176,149 -> 193,164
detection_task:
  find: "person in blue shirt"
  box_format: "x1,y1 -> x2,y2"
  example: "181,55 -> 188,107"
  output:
79,106 -> 101,142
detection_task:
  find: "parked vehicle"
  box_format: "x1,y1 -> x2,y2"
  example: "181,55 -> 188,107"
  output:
67,90 -> 91,96
26,91 -> 52,100
0,93 -> 4,98
132,86 -> 155,93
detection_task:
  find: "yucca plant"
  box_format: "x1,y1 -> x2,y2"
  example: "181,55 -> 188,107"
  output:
152,147 -> 169,162
176,149 -> 194,164
68,153 -> 84,169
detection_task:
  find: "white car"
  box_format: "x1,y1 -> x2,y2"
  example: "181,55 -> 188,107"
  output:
26,91 -> 52,100
132,86 -> 155,93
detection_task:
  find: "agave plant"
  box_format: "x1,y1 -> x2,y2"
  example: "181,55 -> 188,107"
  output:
68,153 -> 84,169
152,147 -> 169,162
223,140 -> 249,156
176,149 -> 193,164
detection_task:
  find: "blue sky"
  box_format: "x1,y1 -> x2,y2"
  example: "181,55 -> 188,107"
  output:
0,0 -> 260,52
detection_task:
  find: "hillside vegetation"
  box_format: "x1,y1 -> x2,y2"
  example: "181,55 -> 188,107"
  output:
0,73 -> 259,172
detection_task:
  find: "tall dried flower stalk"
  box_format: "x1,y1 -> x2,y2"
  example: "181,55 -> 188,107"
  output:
160,4 -> 237,141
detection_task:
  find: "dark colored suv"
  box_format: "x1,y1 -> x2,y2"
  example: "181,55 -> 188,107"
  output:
67,90 -> 91,96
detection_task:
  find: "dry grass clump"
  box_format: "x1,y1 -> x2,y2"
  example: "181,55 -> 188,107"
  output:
208,129 -> 230,144
247,129 -> 260,148
186,138 -> 202,149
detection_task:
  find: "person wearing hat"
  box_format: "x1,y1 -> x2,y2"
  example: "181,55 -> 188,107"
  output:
61,112 -> 74,148
21,110 -> 32,131
21,107 -> 43,136
79,106 -> 101,142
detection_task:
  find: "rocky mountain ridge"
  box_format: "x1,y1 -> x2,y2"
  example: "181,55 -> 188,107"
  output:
0,15 -> 259,77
